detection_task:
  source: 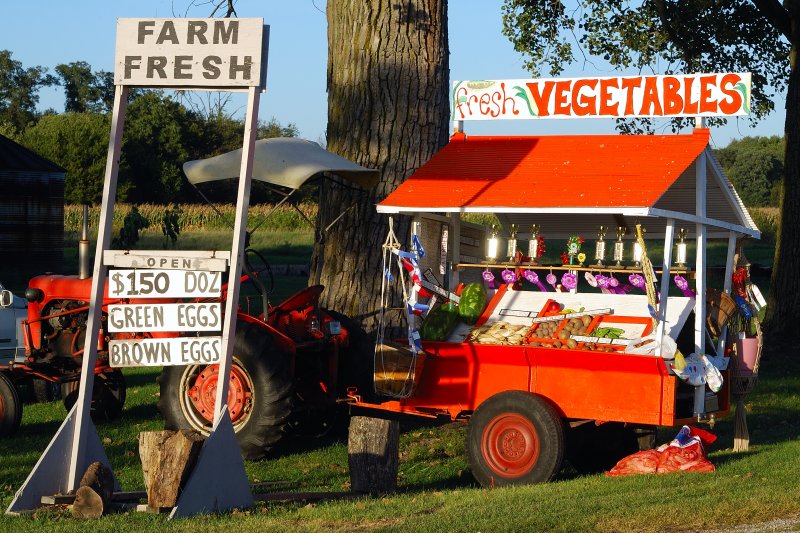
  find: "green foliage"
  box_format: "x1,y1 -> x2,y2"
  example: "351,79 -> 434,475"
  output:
501,1 -> 789,130
161,205 -> 182,248
64,203 -> 318,233
17,112 -> 110,203
750,207 -> 780,244
54,61 -> 113,113
714,136 -> 784,207
111,206 -> 150,249
0,49 -> 57,130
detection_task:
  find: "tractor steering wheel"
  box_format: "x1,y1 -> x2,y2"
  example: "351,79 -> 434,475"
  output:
244,248 -> 275,296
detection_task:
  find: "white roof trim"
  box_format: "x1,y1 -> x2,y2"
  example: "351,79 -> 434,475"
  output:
648,207 -> 759,238
705,147 -> 759,232
376,205 -> 653,216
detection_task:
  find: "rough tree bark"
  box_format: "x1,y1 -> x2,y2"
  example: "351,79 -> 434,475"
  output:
766,26 -> 800,338
313,0 -> 450,332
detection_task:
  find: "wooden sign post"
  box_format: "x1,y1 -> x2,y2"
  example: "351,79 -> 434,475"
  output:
7,17 -> 269,518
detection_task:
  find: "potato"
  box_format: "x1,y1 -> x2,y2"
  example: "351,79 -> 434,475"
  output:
553,341 -> 562,348
566,339 -> 578,349
558,331 -> 570,340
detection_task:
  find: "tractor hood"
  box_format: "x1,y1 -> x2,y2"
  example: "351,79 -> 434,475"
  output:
183,137 -> 379,191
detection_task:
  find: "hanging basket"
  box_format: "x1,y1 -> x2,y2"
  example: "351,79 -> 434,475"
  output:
705,288 -> 737,338
374,341 -> 426,399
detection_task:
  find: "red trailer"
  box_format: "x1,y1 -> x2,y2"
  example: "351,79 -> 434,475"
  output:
349,125 -> 760,486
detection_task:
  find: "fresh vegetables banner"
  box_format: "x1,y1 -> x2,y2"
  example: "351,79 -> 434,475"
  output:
451,73 -> 750,121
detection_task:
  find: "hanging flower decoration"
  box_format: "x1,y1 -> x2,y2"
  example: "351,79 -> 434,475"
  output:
732,267 -> 749,297
523,269 -> 548,291
673,275 -> 696,298
536,235 -> 546,257
501,268 -> 517,284
585,272 -> 598,287
482,269 -> 496,289
629,273 -> 645,291
546,272 -> 557,289
561,272 -> 578,291
608,275 -> 620,288
565,234 -> 585,265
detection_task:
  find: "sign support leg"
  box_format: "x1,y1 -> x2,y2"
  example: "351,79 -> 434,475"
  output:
171,85 -> 260,519
6,86 -> 129,514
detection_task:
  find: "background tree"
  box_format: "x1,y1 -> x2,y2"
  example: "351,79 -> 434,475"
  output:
714,136 -> 785,207
0,50 -> 56,131
18,112 -> 110,203
501,0 -> 799,337
55,61 -> 114,113
311,0 -> 450,331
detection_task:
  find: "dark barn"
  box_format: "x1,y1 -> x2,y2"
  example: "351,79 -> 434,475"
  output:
0,134 -> 65,277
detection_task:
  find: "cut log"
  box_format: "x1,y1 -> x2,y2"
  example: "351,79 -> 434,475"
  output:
139,429 -> 204,508
347,416 -> 399,495
70,461 -> 115,518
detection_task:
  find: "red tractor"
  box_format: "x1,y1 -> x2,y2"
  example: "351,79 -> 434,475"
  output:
0,138 -> 378,461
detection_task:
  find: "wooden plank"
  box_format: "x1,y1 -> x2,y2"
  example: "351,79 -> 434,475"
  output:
41,490 -> 147,505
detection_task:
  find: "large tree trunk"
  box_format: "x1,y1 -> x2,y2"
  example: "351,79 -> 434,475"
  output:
766,35 -> 800,338
314,0 -> 450,333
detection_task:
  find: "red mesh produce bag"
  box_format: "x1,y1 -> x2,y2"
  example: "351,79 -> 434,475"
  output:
607,426 -> 716,477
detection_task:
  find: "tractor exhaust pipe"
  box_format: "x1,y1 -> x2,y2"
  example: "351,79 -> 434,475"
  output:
78,204 -> 91,279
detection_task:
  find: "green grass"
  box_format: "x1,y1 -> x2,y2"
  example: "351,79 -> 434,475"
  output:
1,344 -> 799,531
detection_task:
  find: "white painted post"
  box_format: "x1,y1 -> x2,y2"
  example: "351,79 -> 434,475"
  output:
657,218 -> 675,354
213,85 -> 260,423
448,213 -> 461,289
717,231 -> 738,356
694,144 -> 708,416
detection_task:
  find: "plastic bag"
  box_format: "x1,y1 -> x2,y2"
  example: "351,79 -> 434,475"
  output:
623,333 -> 677,359
672,353 -> 723,392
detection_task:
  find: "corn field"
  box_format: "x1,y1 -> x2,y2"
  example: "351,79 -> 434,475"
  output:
64,203 -> 319,233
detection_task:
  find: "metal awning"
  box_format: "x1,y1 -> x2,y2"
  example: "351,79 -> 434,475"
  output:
184,137 -> 379,191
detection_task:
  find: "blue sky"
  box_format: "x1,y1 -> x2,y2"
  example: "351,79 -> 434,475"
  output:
2,0 -> 786,148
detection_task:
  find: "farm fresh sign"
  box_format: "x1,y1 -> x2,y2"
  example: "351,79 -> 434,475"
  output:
115,18 -> 266,88
452,73 -> 751,121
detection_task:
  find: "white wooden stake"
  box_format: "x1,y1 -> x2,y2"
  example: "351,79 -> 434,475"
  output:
694,146 -> 708,416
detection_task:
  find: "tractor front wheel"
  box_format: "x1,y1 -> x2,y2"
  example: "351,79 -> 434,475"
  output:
467,391 -> 564,487
62,370 -> 127,421
0,372 -> 22,437
158,323 -> 294,460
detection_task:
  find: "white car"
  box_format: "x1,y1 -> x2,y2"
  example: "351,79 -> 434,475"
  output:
0,283 -> 26,366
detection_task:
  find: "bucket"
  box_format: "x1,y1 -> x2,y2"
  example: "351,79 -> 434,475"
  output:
736,337 -> 759,376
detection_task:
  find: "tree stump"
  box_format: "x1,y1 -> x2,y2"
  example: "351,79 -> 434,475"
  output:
348,416 -> 399,494
71,461 -> 115,518
139,429 -> 204,508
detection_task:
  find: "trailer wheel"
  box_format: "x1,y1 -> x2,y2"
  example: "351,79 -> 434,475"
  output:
158,323 -> 294,461
62,370 -> 127,421
0,372 -> 22,437
467,391 -> 564,487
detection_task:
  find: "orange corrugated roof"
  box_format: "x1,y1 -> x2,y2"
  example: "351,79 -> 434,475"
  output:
378,129 -> 710,211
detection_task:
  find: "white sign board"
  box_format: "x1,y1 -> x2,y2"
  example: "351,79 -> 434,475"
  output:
109,269 -> 222,298
115,18 -> 266,88
452,73 -> 751,121
109,337 -> 222,367
107,303 -> 221,332
104,250 -> 230,271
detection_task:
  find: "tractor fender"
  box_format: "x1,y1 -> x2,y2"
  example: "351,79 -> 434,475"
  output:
237,312 -> 296,355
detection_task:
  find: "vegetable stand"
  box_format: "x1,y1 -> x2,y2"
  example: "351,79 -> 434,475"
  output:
348,75 -> 761,486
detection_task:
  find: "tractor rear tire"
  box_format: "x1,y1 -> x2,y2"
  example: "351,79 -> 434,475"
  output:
62,370 -> 127,421
467,391 -> 564,487
157,322 -> 294,461
0,372 -> 22,437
